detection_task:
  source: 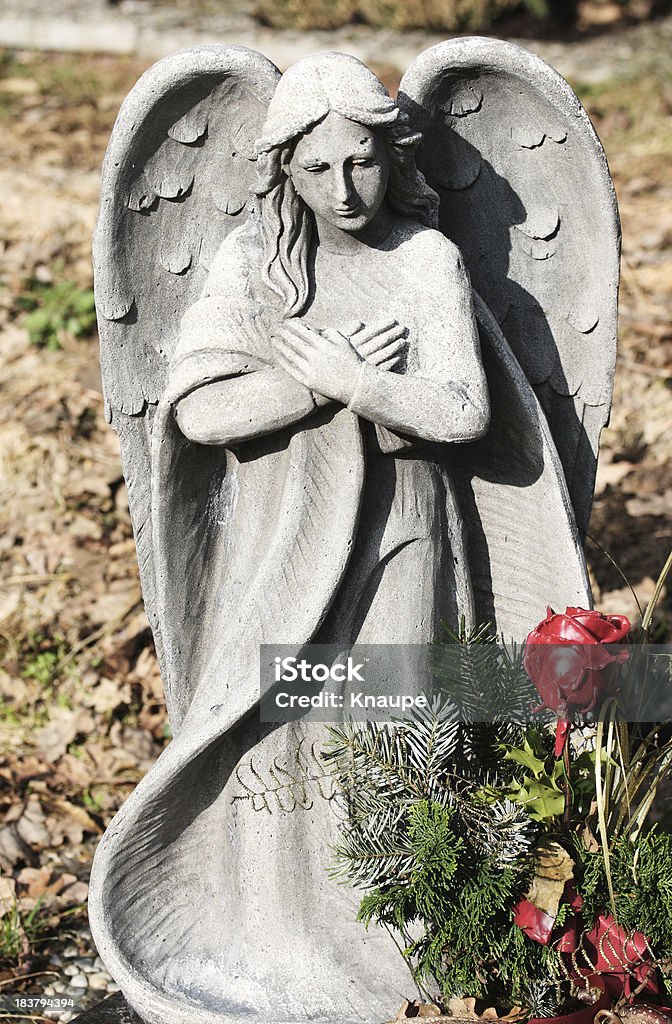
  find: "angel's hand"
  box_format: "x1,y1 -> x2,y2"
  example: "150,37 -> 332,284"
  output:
349,318 -> 409,371
272,320 -> 363,405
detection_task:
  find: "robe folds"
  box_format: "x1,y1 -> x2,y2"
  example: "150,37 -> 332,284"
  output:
88,223 -> 591,1024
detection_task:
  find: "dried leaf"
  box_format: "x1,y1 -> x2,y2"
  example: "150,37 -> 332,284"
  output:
448,998 -> 479,1019
84,677 -> 130,715
109,722 -> 159,768
36,706 -> 95,763
0,875 -> 17,917
16,865 -> 54,899
0,824 -> 33,873
44,797 -> 100,847
15,798 -> 51,849
60,879 -> 89,903
54,752 -> 94,788
394,1001 -> 442,1020
581,824 -> 601,853
524,839 -> 574,916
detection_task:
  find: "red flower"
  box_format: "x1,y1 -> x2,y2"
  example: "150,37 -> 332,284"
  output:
524,607 -> 630,756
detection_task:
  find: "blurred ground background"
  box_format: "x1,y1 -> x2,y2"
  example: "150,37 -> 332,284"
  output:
0,0 -> 670,1017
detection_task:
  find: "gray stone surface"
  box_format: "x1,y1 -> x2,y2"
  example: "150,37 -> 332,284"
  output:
90,40 -> 618,1024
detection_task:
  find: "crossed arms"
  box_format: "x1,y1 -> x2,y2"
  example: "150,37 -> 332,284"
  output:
174,264 -> 490,449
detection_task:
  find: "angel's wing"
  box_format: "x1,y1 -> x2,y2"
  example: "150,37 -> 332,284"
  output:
93,46 -> 280,679
399,38 -> 620,532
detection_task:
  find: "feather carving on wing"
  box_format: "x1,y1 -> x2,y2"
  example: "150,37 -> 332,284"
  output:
399,39 -> 620,531
92,46 -> 280,675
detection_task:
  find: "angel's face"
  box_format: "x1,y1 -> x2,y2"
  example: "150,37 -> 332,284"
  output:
287,111 -> 390,235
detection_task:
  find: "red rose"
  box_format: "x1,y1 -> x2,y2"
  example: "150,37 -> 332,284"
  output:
524,607 -> 630,756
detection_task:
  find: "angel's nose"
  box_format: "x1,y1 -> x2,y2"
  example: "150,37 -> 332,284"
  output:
332,166 -> 353,205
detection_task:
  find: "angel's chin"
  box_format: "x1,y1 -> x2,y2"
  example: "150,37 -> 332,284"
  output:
329,213 -> 373,234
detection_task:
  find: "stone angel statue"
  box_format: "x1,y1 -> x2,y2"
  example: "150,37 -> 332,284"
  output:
90,42 -> 620,1024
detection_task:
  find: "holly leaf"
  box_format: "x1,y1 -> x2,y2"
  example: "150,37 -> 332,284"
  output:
508,778 -> 565,821
500,738 -> 547,780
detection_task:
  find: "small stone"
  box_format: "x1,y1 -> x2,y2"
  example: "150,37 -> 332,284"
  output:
69,973 -> 88,988
63,944 -> 79,957
63,963 -> 79,976
93,956 -> 106,971
53,981 -> 66,993
88,973 -> 111,990
107,981 -> 120,993
77,957 -> 96,972
43,985 -> 56,995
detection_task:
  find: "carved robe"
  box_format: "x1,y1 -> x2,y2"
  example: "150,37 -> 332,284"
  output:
89,218 -> 590,1024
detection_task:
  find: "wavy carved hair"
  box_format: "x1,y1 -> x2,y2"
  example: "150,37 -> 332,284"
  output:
251,53 -> 439,318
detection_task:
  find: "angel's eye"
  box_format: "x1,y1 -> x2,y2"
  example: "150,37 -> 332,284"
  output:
352,158 -> 375,168
303,164 -> 328,173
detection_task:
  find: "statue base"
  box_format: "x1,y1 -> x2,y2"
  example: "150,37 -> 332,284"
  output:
74,993 -> 142,1022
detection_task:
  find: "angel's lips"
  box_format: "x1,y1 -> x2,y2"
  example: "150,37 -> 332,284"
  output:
332,206 -> 361,217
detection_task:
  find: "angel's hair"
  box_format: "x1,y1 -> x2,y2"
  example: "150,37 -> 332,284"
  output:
252,52 -> 439,318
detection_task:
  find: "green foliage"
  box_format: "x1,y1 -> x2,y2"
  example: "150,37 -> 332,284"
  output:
20,633 -> 73,694
496,729 -> 601,823
322,668 -> 575,1010
434,624 -> 537,735
325,698 -> 538,883
501,735 -> 548,779
14,276 -> 96,351
244,616 -> 672,1008
576,830 -> 672,973
0,895 -> 88,972
81,788 -> 104,813
0,895 -> 50,964
353,797 -> 567,1009
318,626 -> 589,1007
508,773 -> 566,822
22,649 -> 62,687
356,801 -> 463,935
496,731 -> 568,821
523,0 -> 550,16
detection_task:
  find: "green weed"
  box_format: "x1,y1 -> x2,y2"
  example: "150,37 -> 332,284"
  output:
14,277 -> 96,351
0,895 -> 88,971
81,788 -> 104,813
20,634 -> 74,694
0,894 -> 49,965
